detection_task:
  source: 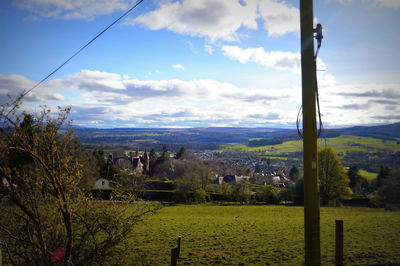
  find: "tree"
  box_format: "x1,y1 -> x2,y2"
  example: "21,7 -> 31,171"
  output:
0,99 -> 159,265
220,181 -> 231,199
175,146 -> 187,160
148,148 -> 157,175
347,165 -> 369,195
173,162 -> 214,202
152,145 -> 172,177
231,179 -> 252,204
289,165 -> 300,181
293,178 -> 304,205
318,147 -> 352,205
377,166 -> 390,189
378,168 -> 400,204
255,185 -> 282,204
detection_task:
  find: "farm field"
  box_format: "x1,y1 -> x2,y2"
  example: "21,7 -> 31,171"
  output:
220,135 -> 400,155
129,204 -> 400,265
359,169 -> 378,181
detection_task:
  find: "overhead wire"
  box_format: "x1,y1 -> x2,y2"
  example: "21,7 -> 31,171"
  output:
20,0 -> 145,99
296,23 -> 324,140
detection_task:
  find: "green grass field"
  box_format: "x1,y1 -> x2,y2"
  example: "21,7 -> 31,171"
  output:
220,135 -> 400,155
128,204 -> 400,265
359,169 -> 378,181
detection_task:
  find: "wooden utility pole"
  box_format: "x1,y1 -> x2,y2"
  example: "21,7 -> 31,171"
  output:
300,0 -> 321,265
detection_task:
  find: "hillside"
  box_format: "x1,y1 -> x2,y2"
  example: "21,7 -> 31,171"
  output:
339,122 -> 400,140
73,122 -> 400,152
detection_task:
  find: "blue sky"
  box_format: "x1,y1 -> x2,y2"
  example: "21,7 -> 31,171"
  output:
0,0 -> 399,128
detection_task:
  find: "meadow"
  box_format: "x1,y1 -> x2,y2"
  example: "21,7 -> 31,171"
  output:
129,204 -> 400,265
220,135 -> 400,155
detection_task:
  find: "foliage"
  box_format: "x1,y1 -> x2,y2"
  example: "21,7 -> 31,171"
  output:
175,146 -> 187,160
0,99 -> 159,265
293,178 -> 304,205
378,168 -> 400,204
347,165 -> 369,195
194,188 -> 208,203
376,166 -> 390,189
152,145 -> 173,177
255,185 -> 282,204
280,183 -> 294,203
173,163 -> 214,203
318,147 -> 352,205
230,179 -> 252,204
289,165 -> 300,181
219,181 -> 231,198
248,137 -> 283,146
92,149 -> 122,180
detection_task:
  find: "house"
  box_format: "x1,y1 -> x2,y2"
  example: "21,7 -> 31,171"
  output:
214,175 -> 251,185
94,178 -> 111,189
107,151 -> 149,175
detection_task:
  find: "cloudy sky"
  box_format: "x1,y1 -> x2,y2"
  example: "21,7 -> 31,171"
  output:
1,0 -> 399,128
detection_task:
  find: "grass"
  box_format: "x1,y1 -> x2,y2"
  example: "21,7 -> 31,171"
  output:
359,169 -> 378,181
220,135 -> 400,157
128,204 -> 400,265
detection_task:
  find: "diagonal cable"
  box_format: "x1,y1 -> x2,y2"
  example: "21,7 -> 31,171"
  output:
22,0 -> 145,98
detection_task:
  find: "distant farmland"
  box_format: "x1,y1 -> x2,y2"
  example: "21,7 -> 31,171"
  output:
220,135 -> 400,155
128,204 -> 400,265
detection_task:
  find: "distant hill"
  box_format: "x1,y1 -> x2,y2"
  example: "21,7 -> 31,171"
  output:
72,122 -> 400,151
338,122 -> 400,140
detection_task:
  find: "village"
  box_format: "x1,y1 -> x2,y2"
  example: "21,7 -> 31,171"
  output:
92,148 -> 297,203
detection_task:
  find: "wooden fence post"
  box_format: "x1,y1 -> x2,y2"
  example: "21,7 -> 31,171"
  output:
171,237 -> 181,266
335,220 -> 343,266
171,248 -> 178,266
177,237 -> 181,258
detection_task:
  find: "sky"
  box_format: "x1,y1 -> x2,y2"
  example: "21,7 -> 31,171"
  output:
0,0 -> 399,128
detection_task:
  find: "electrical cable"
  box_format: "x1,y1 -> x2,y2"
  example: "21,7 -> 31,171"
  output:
296,105 -> 303,139
296,23 -> 324,139
21,0 -> 145,98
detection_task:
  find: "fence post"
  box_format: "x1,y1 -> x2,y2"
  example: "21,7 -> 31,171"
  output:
335,220 -> 343,266
177,236 -> 181,258
171,248 -> 178,266
171,237 -> 181,266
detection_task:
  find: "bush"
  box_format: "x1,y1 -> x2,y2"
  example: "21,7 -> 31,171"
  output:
0,100 -> 160,265
255,185 -> 282,204
369,194 -> 384,208
231,180 -> 252,204
194,188 -> 209,203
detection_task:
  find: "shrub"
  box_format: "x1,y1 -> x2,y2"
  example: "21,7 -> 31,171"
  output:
194,188 -> 209,203
255,185 -> 282,204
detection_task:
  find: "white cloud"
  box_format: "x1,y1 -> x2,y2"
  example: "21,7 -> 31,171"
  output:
221,45 -> 336,86
258,0 -> 300,37
0,74 -> 65,104
129,0 -> 301,41
334,0 -> 400,7
221,45 -> 301,72
63,70 -> 286,103
126,0 -> 259,42
371,0 -> 400,7
204,44 -> 214,55
15,0 -> 302,40
13,0 -> 135,20
318,83 -> 400,126
4,71 -> 398,127
171,64 -> 185,70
